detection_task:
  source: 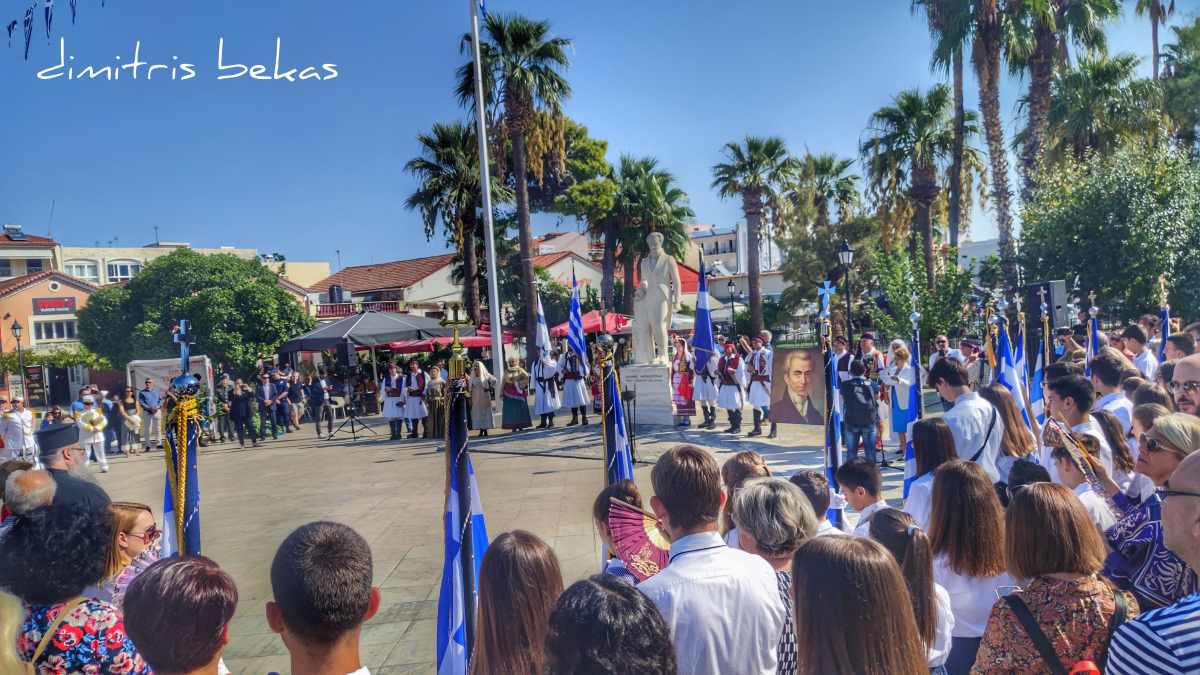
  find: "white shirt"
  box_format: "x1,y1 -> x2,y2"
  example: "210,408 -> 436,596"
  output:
852,499 -> 888,537
929,582 -> 956,667
903,472 -> 935,532
814,519 -> 847,537
933,554 -> 1015,638
929,349 -> 966,371
1133,349 -> 1159,380
1073,483 -> 1117,533
639,531 -> 786,675
943,392 -> 1005,482
1093,391 -> 1133,435
724,527 -> 741,550
1039,417 -> 1114,485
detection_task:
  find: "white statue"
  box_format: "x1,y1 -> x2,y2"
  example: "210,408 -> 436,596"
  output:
633,232 -> 681,365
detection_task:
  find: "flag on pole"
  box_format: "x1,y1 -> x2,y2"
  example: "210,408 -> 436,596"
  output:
996,321 -> 1032,431
824,331 -> 844,526
436,392 -> 489,675
692,256 -> 718,361
162,320 -> 201,557
534,290 -> 551,355
1159,303 -> 1171,362
602,358 -> 635,485
902,322 -> 924,499
1084,315 -> 1100,377
566,273 -> 588,364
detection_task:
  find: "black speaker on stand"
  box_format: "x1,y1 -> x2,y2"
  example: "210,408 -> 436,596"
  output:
329,339 -> 375,441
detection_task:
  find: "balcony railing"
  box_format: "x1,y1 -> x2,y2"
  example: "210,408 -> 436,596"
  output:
315,301 -> 402,319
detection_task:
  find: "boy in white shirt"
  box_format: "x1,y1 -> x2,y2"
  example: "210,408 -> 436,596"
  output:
836,457 -> 887,536
1050,444 -> 1117,535
789,469 -> 847,536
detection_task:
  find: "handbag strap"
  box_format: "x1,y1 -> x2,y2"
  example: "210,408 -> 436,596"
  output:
1100,588 -> 1128,670
1003,594 -> 1069,675
970,407 -> 999,463
31,596 -> 87,664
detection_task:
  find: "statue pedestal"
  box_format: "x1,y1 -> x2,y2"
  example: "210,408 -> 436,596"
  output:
621,363 -> 675,427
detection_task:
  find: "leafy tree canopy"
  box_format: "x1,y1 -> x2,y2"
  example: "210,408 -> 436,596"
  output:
865,248 -> 975,348
77,249 -> 315,372
1020,143 -> 1200,321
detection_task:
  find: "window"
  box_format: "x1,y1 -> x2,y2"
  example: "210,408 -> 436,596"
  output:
26,259 -> 43,273
106,261 -> 143,283
33,320 -> 77,342
65,262 -> 100,283
0,260 -> 11,277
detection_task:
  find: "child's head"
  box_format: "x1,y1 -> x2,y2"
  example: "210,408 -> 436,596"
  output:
592,480 -> 643,547
835,457 -> 882,512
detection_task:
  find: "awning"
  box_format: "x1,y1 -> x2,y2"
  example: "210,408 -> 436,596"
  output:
549,310 -> 630,337
384,333 -> 513,354
277,311 -> 470,353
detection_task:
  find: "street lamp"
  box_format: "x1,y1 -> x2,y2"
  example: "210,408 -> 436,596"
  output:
727,279 -> 737,333
11,320 -> 24,403
838,240 -> 855,347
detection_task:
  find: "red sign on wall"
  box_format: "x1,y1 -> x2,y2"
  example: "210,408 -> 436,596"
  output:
32,297 -> 76,315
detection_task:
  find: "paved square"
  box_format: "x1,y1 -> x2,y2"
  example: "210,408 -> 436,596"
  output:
92,409 -> 909,674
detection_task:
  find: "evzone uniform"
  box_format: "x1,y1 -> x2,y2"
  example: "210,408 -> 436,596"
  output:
717,348 -> 748,434
746,346 -> 773,437
558,349 -> 591,426
403,369 -> 429,439
381,369 -> 407,440
532,352 -> 561,429
693,351 -> 720,429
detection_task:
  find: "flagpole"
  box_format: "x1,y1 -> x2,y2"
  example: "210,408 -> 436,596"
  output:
1038,285 -> 1051,367
469,0 -> 505,386
445,308 -> 477,665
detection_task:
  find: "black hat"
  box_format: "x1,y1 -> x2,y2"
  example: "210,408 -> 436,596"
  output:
36,422 -> 79,458
861,331 -> 876,341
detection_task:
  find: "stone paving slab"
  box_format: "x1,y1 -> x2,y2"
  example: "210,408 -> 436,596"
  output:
90,407 -> 910,674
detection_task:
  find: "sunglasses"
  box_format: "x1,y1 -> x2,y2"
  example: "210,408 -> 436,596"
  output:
1169,380 -> 1200,395
125,524 -> 159,544
1141,435 -> 1183,457
1157,486 -> 1200,503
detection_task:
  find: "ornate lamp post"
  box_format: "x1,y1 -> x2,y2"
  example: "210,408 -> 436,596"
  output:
837,240 -> 855,346
11,320 -> 24,401
727,279 -> 737,334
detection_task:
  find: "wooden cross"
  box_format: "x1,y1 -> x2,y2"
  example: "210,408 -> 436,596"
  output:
1036,285 -> 1048,314
817,281 -> 836,317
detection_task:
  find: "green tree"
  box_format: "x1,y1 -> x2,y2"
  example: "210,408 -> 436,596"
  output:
77,249 -> 314,372
1135,0 -> 1177,80
862,85 -> 983,291
712,136 -> 796,336
404,121 -> 511,324
1163,18 -> 1200,152
613,157 -> 693,312
798,153 -> 859,231
778,215 -> 879,325
458,14 -> 572,361
1020,143 -> 1200,320
864,248 -> 975,349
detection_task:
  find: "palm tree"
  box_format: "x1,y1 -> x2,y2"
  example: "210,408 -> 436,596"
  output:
1015,0 -> 1117,202
800,153 -> 860,231
712,137 -> 795,335
862,85 -> 983,291
404,122 -> 511,324
457,14 -> 571,361
609,156 -> 693,312
1041,53 -> 1164,161
1136,0 -> 1177,79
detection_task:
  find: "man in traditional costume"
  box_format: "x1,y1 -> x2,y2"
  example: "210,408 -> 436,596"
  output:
692,342 -> 720,430
468,360 -> 496,437
531,347 -> 561,429
558,341 -> 591,426
380,362 -> 407,440
403,359 -> 429,439
717,340 -> 747,434
745,332 -> 774,438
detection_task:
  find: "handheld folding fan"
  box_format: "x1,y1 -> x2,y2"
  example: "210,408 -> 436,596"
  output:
607,497 -> 670,582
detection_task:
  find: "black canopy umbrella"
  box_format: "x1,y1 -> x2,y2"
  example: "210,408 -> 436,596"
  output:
277,311 -> 472,354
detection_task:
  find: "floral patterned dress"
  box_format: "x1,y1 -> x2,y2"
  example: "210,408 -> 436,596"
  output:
970,575 -> 1139,674
19,598 -> 152,674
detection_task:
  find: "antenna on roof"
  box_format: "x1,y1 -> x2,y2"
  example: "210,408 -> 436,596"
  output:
45,199 -> 55,238
154,225 -> 160,245
336,249 -> 342,271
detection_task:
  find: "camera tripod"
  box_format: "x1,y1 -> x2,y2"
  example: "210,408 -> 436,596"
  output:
327,375 -> 378,442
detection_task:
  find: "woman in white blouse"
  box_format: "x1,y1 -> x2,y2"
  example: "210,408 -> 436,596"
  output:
869,507 -> 955,673
903,418 -> 959,531
928,460 -> 1014,675
881,340 -> 917,453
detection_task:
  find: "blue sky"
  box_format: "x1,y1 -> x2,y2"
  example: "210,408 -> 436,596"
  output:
0,1 -> 1191,270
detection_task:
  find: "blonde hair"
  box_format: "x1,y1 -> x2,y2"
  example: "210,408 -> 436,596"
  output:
105,501 -> 152,579
720,451 -> 770,535
1151,413 -> 1200,457
0,591 -> 25,674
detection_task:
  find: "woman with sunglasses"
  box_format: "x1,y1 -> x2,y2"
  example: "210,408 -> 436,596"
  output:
93,501 -> 162,604
1073,413 -> 1200,609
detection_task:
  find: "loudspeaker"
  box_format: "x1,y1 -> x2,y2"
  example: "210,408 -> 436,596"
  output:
336,341 -> 357,370
329,284 -> 345,304
1019,280 -> 1071,330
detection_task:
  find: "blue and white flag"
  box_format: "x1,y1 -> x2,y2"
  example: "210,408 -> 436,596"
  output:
436,410 -> 489,675
160,438 -> 201,557
567,273 -> 588,365
1160,303 -> 1171,362
603,361 -> 635,485
902,325 -> 923,499
691,256 -> 718,361
534,290 -> 551,355
996,321 -> 1033,431
1030,349 -> 1046,425
1084,315 -> 1101,377
825,338 -> 844,526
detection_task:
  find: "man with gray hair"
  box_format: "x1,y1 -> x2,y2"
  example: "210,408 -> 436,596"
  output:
37,422 -> 110,511
0,469 -> 56,540
732,477 -> 817,675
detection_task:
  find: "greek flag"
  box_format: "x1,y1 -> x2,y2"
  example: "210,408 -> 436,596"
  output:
1084,315 -> 1101,377
691,256 -> 718,361
996,321 -> 1032,430
567,273 -> 588,364
159,443 -> 201,557
1030,349 -> 1046,425
1160,304 -> 1171,362
902,325 -> 923,499
534,291 -> 551,355
604,361 -> 635,484
825,338 -> 844,525
436,429 -> 489,675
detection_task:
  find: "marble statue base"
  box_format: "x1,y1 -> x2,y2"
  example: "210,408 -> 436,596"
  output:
621,363 -> 675,427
